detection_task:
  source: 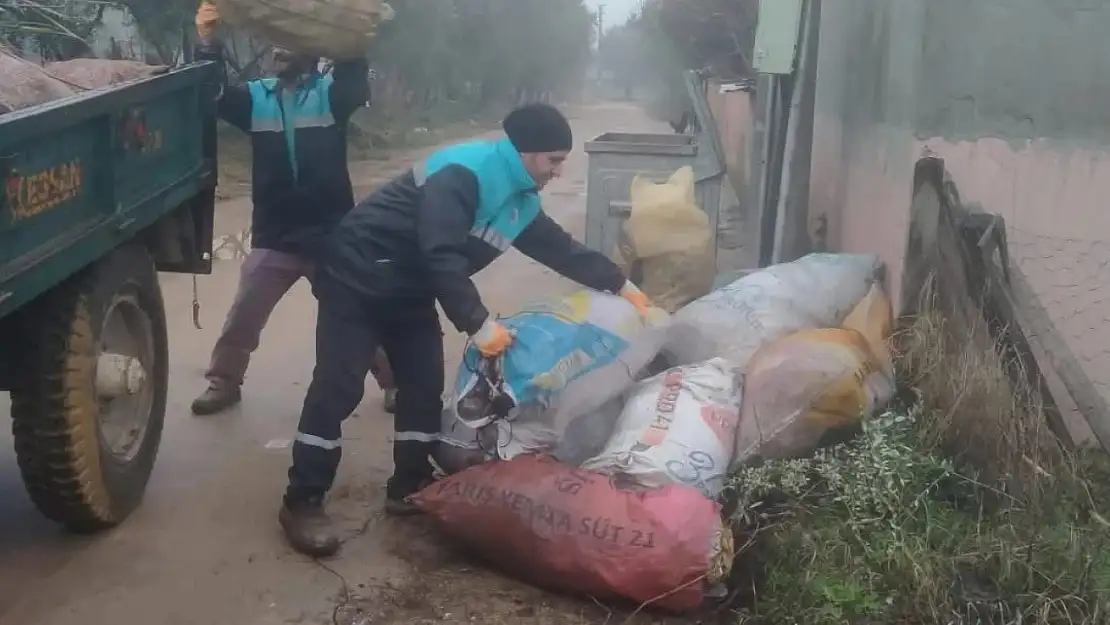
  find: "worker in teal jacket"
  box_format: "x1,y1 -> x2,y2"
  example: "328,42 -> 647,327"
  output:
279,103 -> 654,557
191,2 -> 395,416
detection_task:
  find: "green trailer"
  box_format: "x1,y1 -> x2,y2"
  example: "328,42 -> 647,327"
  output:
0,61 -> 219,531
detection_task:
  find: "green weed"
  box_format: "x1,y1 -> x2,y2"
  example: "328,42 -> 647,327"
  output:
726,306 -> 1110,625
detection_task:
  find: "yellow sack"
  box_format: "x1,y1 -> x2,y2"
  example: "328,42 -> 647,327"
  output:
841,282 -> 895,374
732,327 -> 896,467
612,166 -> 716,313
212,0 -> 395,59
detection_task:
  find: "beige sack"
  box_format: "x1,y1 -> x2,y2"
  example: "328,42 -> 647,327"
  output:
733,326 -> 896,467
44,59 -> 168,90
213,0 -> 395,59
0,51 -> 168,114
0,48 -> 77,113
612,166 -> 716,313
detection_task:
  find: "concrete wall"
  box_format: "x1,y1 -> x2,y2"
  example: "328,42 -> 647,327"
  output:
805,0 -> 1110,444
807,0 -> 924,307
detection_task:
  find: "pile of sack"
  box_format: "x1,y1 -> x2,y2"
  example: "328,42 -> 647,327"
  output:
411,168 -> 898,612
0,48 -> 167,114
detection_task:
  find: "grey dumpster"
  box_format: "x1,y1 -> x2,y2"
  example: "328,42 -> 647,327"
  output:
583,72 -> 727,263
583,132 -> 724,261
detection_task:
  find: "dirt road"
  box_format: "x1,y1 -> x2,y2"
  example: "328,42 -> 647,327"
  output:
0,103 -> 685,625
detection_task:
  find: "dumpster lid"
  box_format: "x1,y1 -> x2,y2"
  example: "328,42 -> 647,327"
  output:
584,132 -> 698,156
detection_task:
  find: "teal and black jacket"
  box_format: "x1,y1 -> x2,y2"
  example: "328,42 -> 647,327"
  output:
196,43 -> 368,257
325,138 -> 627,334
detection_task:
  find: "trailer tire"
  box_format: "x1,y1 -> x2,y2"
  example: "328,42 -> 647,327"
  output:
9,243 -> 168,532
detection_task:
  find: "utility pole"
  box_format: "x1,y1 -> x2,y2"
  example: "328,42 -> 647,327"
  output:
596,3 -> 605,50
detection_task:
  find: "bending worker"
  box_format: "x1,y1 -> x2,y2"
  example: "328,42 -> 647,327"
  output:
279,103 -> 653,557
190,2 -> 396,416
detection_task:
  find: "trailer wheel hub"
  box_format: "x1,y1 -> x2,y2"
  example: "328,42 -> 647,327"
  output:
96,294 -> 156,463
96,352 -> 146,398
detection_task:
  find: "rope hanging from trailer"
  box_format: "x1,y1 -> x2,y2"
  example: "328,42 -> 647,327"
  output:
192,275 -> 202,330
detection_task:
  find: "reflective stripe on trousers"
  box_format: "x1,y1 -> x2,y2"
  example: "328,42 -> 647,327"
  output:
286,271 -> 445,502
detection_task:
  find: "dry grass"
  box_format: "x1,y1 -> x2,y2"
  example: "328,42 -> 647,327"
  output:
893,303 -> 1063,492
725,278 -> 1110,625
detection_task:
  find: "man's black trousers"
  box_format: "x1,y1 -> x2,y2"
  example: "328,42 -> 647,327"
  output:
286,271 -> 443,504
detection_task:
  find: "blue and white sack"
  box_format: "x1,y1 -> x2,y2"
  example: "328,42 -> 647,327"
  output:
451,289 -> 669,459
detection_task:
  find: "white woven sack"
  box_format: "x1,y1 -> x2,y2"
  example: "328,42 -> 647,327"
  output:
664,253 -> 883,370
582,358 -> 741,498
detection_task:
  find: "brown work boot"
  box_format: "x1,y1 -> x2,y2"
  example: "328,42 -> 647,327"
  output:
279,496 -> 340,558
190,385 -> 242,415
384,495 -> 422,517
382,388 -> 397,414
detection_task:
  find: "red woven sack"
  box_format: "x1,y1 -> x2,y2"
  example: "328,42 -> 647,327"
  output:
411,454 -> 723,612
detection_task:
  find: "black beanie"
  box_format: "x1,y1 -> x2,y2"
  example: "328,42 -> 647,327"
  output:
502,103 -> 573,154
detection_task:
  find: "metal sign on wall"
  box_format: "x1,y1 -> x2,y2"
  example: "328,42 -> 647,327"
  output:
752,0 -> 805,75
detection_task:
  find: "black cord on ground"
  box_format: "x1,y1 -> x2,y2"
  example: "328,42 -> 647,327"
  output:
305,512 -> 378,625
